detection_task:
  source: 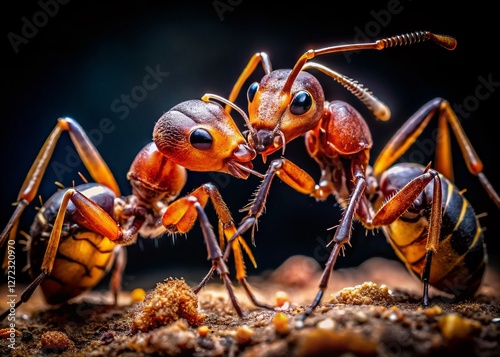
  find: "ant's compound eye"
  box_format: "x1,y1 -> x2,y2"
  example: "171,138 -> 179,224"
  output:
290,90 -> 312,115
189,128 -> 213,150
247,82 -> 259,103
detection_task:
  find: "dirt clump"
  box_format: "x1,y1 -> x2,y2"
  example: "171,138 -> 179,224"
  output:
1,256 -> 499,356
130,277 -> 206,333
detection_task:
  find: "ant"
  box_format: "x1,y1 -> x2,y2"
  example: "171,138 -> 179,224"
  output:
0,98 -> 272,321
216,30 -> 500,323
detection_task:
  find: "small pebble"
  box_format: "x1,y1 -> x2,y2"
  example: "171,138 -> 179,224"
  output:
354,311 -> 368,323
438,313 -> 481,341
317,318 -> 335,330
131,288 -> 147,302
275,291 -> 290,307
273,312 -> 290,334
198,325 -> 210,337
424,305 -> 443,317
236,325 -> 254,344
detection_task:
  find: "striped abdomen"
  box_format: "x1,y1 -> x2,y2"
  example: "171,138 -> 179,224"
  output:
379,163 -> 487,300
28,183 -> 118,305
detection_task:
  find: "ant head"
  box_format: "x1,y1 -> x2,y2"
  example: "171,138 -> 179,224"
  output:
153,99 -> 256,179
246,69 -> 325,157
236,31 -> 457,160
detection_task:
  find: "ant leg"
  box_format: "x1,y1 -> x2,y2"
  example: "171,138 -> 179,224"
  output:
109,246 -> 127,306
227,158 -> 319,248
193,265 -> 216,295
421,251 -> 434,307
192,262 -> 273,312
373,98 -> 499,208
0,117 -> 120,249
220,157 -> 330,309
191,198 -> 245,318
368,165 -> 442,307
0,273 -> 46,321
163,183 -> 274,312
238,278 -> 273,309
296,174 -> 367,325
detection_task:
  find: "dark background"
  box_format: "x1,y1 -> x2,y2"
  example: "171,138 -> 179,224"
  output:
1,1 -> 498,292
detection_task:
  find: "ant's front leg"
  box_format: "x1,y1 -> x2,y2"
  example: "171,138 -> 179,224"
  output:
223,155 -> 337,319
189,196 -> 245,318
161,183 -> 274,317
227,157 -> 328,249
295,162 -> 368,326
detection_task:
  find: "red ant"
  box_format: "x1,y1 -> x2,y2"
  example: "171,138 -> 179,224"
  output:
0,98 -> 272,320
215,30 -> 500,323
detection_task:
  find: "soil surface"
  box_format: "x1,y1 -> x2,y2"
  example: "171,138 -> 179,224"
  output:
1,256 -> 499,357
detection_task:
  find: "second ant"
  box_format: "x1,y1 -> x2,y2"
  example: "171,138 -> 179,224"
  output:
0,98 -> 272,320
215,30 -> 499,324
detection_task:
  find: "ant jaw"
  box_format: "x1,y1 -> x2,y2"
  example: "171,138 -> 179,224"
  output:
227,143 -> 260,179
250,128 -> 285,157
251,129 -> 275,153
233,143 -> 256,162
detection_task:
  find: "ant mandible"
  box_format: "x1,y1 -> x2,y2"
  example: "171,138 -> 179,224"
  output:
0,98 -> 271,321
219,30 -> 500,323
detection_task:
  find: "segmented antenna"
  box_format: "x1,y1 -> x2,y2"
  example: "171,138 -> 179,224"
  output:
304,62 -> 391,121
377,31 -> 457,50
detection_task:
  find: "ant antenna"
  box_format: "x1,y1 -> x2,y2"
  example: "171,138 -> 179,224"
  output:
281,31 -> 457,102
304,62 -> 391,120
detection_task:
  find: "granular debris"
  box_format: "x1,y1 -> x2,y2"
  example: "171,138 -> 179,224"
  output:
130,277 -> 206,333
39,331 -> 75,353
1,256 -> 499,356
